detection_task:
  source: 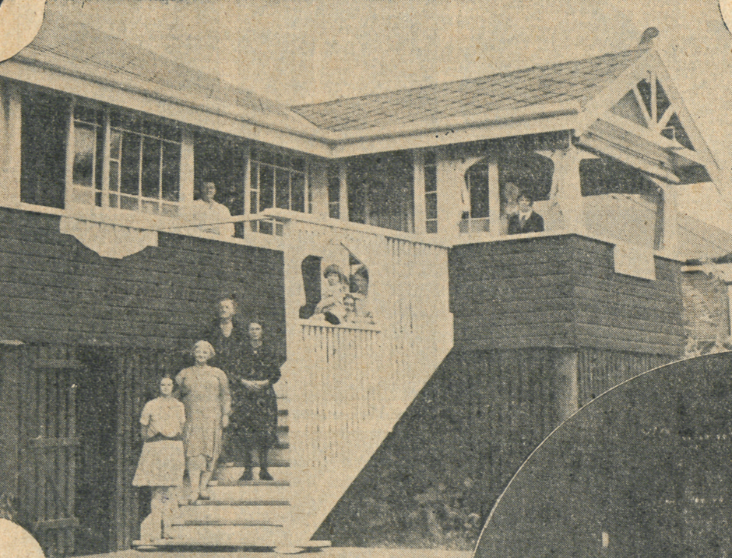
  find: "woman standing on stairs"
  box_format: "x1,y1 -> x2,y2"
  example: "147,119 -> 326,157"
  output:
176,340 -> 231,503
228,322 -> 281,481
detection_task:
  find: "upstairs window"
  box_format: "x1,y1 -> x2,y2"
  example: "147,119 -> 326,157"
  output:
20,89 -> 68,208
70,104 -> 182,216
424,151 -> 437,233
327,162 -> 341,219
249,146 -> 308,234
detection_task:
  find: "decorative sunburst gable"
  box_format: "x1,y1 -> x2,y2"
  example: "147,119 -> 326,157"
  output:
609,74 -> 693,150
576,49 -> 727,194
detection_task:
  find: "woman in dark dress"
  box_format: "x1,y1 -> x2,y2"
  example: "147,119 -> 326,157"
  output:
205,297 -> 248,377
204,296 -> 248,464
229,322 -> 281,481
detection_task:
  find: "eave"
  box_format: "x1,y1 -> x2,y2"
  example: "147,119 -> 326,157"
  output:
0,53 -> 582,159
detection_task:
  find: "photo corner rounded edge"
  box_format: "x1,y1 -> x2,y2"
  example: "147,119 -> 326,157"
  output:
720,0 -> 732,35
0,0 -> 46,63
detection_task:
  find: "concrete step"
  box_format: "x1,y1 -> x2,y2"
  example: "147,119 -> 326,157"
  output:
175,502 -> 290,524
208,480 -> 289,502
165,524 -> 286,546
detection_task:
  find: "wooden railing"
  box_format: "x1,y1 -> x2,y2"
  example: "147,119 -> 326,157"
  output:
263,210 -> 454,543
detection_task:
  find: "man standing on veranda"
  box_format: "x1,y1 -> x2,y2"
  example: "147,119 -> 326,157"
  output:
189,182 -> 235,237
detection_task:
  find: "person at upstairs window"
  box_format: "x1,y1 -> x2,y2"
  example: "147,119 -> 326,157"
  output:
227,322 -> 281,481
176,340 -> 231,503
313,264 -> 348,325
188,181 -> 235,237
507,192 -> 544,235
500,182 -> 520,235
132,375 -> 186,541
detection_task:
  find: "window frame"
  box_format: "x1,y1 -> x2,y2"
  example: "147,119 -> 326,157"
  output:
67,100 -> 184,219
248,144 -> 310,235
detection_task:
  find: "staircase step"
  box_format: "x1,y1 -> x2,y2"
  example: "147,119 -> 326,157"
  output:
214,465 -> 290,484
165,524 -> 286,546
209,481 -> 289,501
134,538 -> 331,550
176,502 -> 290,524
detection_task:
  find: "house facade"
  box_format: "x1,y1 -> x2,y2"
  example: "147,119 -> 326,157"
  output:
0,11 -> 727,555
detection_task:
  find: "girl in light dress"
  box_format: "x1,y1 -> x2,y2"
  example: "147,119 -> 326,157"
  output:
132,375 -> 186,541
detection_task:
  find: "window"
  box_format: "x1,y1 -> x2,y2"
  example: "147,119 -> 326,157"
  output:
424,151 -> 437,233
70,105 -> 182,216
463,161 -> 490,232
249,146 -> 308,234
327,163 -> 340,219
20,89 -> 68,208
70,106 -> 104,207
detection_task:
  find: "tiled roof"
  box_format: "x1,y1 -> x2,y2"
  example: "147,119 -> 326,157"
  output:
15,9 -> 314,130
292,49 -> 649,132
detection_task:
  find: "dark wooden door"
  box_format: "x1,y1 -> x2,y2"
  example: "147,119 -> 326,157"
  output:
18,354 -> 81,557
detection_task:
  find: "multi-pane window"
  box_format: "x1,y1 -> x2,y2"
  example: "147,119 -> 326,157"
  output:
109,111 -> 181,216
327,163 -> 340,219
70,104 -> 182,216
249,147 -> 308,234
70,106 -> 104,207
424,151 -> 437,233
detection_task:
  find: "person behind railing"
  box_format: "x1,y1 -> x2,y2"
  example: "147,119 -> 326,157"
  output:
227,322 -> 281,481
500,182 -> 520,235
349,265 -> 374,324
313,264 -> 348,325
187,181 -> 235,237
132,375 -> 186,541
507,191 -> 544,235
175,340 -> 231,503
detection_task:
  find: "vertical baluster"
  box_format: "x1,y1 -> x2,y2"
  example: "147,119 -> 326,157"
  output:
57,363 -> 68,555
115,350 -> 125,551
37,347 -> 48,547
67,361 -> 77,556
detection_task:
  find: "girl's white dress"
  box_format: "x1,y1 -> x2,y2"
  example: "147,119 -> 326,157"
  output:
132,396 -> 186,487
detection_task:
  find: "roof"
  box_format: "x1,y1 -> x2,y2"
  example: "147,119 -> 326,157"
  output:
678,215 -> 732,263
13,9 -> 317,132
292,49 -> 649,132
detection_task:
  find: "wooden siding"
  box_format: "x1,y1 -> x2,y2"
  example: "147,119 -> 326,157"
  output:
0,207 -> 285,351
1,342 -> 187,556
577,348 -> 673,407
317,348 -> 562,548
450,234 -> 684,356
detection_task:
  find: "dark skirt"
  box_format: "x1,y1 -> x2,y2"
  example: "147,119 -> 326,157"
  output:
227,384 -> 279,451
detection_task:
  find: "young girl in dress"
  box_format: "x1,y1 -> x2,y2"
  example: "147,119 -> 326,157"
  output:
132,375 -> 186,541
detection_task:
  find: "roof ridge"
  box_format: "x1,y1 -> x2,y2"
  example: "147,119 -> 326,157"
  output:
292,47 -> 648,110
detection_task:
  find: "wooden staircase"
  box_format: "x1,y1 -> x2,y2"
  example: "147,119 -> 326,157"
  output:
134,388 -> 326,550
134,212 -> 453,551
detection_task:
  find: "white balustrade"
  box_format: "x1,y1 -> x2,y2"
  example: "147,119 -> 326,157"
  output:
262,209 -> 453,543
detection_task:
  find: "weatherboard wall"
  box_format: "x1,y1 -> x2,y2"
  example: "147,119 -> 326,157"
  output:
449,234 -> 685,356
0,207 -> 286,350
